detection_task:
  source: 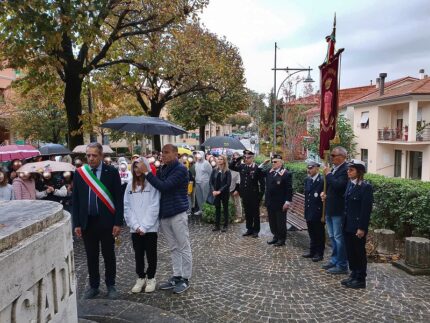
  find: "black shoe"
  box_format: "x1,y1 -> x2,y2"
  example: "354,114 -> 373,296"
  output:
221,226 -> 227,232
106,286 -> 118,299
312,255 -> 324,262
83,287 -> 99,299
274,240 -> 285,246
212,226 -> 220,232
242,231 -> 253,236
252,232 -> 259,238
267,238 -> 278,245
321,262 -> 336,270
302,253 -> 314,258
341,277 -> 355,286
345,279 -> 366,289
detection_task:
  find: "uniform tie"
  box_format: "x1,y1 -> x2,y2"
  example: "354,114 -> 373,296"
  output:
89,168 -> 98,216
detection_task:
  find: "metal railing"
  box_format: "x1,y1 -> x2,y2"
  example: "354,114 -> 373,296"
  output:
416,128 -> 430,141
377,128 -> 405,141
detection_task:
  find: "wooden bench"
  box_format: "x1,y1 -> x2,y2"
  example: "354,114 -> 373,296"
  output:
287,193 -> 307,230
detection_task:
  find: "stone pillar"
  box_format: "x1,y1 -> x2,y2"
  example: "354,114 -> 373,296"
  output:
405,237 -> 430,268
0,200 -> 77,323
374,229 -> 395,254
408,101 -> 418,142
393,236 -> 430,275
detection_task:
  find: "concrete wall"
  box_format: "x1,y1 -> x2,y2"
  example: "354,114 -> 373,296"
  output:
0,201 -> 77,323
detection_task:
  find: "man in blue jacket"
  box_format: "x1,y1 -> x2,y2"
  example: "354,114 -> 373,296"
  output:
137,144 -> 192,294
321,146 -> 349,274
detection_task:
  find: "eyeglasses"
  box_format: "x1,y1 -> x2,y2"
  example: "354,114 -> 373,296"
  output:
244,156 -> 253,159
272,160 -> 281,163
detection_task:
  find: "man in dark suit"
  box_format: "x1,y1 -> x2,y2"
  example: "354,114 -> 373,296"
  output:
303,161 -> 325,261
73,143 -> 124,299
230,150 -> 265,238
321,146 -> 349,274
261,154 -> 292,247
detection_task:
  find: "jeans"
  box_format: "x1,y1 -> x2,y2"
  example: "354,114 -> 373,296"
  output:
325,214 -> 347,270
160,212 -> 193,279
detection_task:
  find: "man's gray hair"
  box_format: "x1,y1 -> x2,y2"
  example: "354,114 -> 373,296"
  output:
333,146 -> 347,157
87,142 -> 103,154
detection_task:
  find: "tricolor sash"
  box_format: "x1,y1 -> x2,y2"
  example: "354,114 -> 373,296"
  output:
77,164 -> 116,214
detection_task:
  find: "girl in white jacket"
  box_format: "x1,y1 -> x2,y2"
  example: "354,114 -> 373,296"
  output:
124,157 -> 160,293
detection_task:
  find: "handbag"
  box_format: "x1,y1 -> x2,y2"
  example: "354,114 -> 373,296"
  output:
206,190 -> 215,205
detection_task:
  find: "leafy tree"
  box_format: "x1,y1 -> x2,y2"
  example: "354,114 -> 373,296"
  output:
10,76 -> 68,143
168,33 -> 248,145
0,0 -> 207,148
304,114 -> 357,159
105,22 -> 245,150
226,114 -> 252,128
282,104 -> 307,160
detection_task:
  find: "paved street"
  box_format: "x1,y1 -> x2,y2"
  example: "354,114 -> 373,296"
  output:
74,216 -> 430,322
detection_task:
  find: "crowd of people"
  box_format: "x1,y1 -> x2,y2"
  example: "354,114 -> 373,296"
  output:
0,143 -> 373,297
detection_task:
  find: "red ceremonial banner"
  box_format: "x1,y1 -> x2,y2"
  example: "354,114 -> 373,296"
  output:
319,50 -> 343,158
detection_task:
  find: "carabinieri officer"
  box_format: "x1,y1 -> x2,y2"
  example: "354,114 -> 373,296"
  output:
342,159 -> 373,289
230,150 -> 265,238
303,161 -> 325,261
260,154 -> 292,247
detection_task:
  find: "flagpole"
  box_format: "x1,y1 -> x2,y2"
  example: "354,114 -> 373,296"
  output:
321,150 -> 329,223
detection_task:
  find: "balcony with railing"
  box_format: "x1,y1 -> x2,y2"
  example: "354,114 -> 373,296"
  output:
378,127 -> 430,142
417,128 -> 430,141
377,128 -> 405,141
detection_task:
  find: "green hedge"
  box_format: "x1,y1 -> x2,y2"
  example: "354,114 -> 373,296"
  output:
202,201 -> 236,224
255,158 -> 430,237
364,174 -> 430,237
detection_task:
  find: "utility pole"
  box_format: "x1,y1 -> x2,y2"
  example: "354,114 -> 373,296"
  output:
273,42 -> 277,154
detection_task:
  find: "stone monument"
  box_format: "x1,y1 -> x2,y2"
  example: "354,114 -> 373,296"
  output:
0,200 -> 77,322
393,236 -> 430,275
373,229 -> 396,254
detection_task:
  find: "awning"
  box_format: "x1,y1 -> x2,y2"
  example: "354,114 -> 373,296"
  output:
360,112 -> 369,124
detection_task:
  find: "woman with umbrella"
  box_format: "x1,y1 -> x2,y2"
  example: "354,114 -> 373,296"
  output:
8,159 -> 23,184
12,171 -> 38,200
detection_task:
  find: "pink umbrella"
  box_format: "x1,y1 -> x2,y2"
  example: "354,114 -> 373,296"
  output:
0,144 -> 40,162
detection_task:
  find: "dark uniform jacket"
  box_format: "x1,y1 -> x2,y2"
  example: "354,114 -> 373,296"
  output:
325,162 -> 348,216
263,167 -> 292,210
72,163 -> 124,230
229,161 -> 265,199
344,180 -> 373,233
304,174 -> 324,222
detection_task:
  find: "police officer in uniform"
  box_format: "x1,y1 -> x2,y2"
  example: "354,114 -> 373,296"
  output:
303,161 -> 325,261
342,159 -> 373,289
261,154 -> 292,247
230,150 -> 265,238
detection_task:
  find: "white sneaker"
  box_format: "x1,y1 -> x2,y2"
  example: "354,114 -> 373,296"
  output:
145,278 -> 156,293
131,278 -> 146,293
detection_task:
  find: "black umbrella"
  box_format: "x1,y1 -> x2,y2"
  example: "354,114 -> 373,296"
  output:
100,116 -> 187,135
39,143 -> 71,156
202,136 -> 246,150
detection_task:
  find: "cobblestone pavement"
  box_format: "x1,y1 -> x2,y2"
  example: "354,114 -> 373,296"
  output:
74,216 -> 430,322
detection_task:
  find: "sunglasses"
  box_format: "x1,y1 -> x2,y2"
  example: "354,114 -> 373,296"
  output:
244,156 -> 253,159
272,160 -> 281,163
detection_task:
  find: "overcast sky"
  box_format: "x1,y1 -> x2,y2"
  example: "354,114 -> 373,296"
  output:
200,0 -> 430,97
